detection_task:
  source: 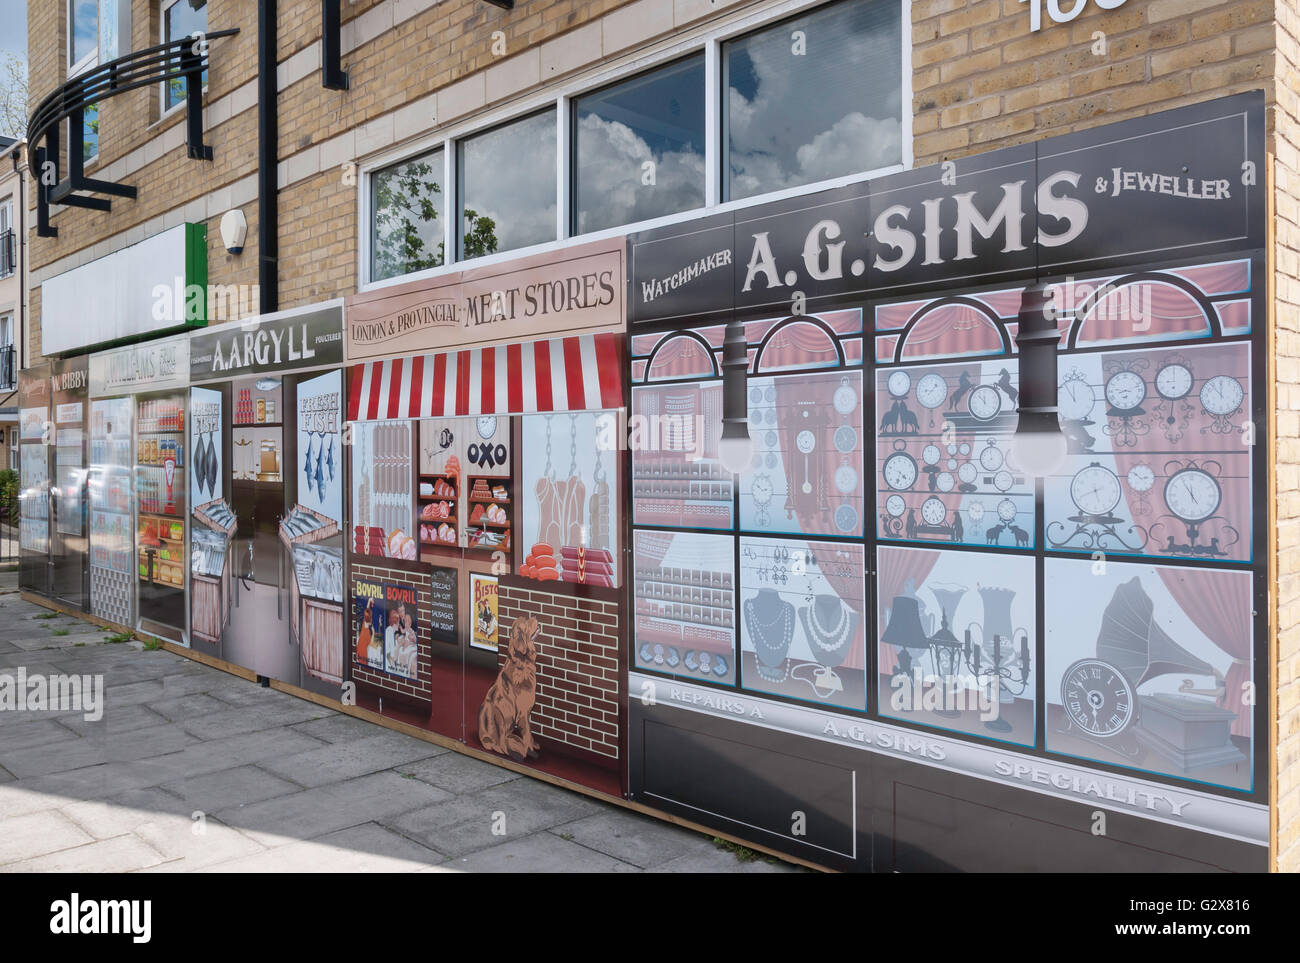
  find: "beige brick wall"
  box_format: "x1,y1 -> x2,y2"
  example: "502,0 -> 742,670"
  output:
912,0 -> 1274,164
1273,0 -> 1300,875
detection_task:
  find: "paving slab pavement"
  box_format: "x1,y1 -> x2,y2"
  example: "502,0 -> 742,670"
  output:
0,572 -> 802,873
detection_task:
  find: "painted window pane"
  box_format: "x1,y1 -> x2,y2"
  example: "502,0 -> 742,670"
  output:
723,0 -> 903,201
573,56 -> 706,235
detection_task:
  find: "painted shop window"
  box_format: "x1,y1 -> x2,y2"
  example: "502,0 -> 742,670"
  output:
877,545 -> 1037,748
740,535 -> 866,711
572,55 -> 706,235
519,411 -> 620,588
722,0 -> 903,202
371,147 -> 446,282
875,360 -> 1034,550
350,420 -> 416,560
631,380 -> 732,531
163,0 -> 208,113
1044,557 -> 1253,792
633,530 -> 736,684
457,109 -> 557,259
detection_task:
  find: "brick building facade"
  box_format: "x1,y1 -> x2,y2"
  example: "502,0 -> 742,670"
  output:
20,0 -> 1300,871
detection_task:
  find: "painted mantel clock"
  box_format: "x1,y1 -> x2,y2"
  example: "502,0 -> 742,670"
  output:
1061,658 -> 1136,739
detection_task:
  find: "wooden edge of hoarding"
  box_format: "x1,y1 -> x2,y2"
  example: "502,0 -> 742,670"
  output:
17,592 -> 827,873
1267,150 -> 1279,873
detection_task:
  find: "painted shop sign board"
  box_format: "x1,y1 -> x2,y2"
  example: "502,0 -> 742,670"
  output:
630,93 -> 1263,325
190,303 -> 345,381
346,237 -> 625,362
89,333 -> 191,396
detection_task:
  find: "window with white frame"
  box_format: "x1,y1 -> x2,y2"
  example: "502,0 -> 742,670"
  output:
457,109 -> 557,260
363,0 -> 907,286
371,147 -> 446,282
572,55 -> 706,235
162,0 -> 208,113
0,199 -> 12,278
723,0 -> 903,201
68,0 -> 123,164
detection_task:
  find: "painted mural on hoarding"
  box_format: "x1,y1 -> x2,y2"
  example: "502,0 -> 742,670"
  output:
877,545 -> 1036,748
1044,557 -> 1252,792
351,577 -> 420,681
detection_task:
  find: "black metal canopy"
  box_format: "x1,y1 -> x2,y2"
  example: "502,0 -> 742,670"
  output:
26,28 -> 239,238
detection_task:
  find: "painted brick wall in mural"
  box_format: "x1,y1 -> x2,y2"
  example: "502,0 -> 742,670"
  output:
498,584 -> 620,760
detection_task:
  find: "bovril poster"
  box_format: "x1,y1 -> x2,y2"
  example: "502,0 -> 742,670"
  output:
354,577 -> 419,680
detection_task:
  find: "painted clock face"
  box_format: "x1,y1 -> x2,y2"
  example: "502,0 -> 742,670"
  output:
1200,375 -> 1244,416
968,384 -> 1002,421
796,430 -> 817,454
1061,658 -> 1135,738
834,425 -> 857,453
1127,464 -> 1155,493
883,452 -> 918,491
477,416 -> 498,440
751,474 -> 774,506
997,498 -> 1016,522
1104,370 -> 1147,411
967,501 -> 985,522
1058,376 -> 1095,421
922,444 -> 942,466
834,380 -> 859,414
993,469 -> 1014,492
886,494 -> 907,517
834,464 -> 859,494
916,373 -> 948,409
936,471 -> 955,493
1155,363 -> 1193,401
921,497 -> 946,526
980,443 -> 1004,472
1070,464 -> 1122,516
958,462 -> 978,485
887,370 -> 911,398
1164,467 -> 1221,522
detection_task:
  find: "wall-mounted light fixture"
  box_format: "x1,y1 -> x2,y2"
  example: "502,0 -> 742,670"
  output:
220,209 -> 247,255
718,318 -> 753,474
1010,281 -> 1067,477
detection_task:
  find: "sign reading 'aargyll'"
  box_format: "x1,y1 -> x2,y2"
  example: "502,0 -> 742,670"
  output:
630,92 -> 1264,323
345,238 -> 625,362
189,304 -> 344,380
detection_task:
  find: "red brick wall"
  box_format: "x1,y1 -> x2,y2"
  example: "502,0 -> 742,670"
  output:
498,585 -> 620,760
349,561 -> 434,704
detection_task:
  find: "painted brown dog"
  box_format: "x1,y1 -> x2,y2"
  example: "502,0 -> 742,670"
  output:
477,614 -> 541,761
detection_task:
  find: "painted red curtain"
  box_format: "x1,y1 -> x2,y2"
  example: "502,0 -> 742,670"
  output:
876,548 -> 941,676
1156,566 -> 1253,738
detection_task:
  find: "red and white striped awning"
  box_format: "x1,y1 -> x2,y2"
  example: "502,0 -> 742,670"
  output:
347,332 -> 624,421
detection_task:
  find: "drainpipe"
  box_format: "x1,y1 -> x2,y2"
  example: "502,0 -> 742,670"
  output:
258,0 -> 278,314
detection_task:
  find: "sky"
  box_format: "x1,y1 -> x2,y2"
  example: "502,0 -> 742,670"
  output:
0,0 -> 24,63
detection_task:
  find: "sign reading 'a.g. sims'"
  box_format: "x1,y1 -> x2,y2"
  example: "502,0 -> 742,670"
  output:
344,237 -> 625,363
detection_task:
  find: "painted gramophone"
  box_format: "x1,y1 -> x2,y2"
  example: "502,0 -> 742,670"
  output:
1059,577 -> 1245,772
